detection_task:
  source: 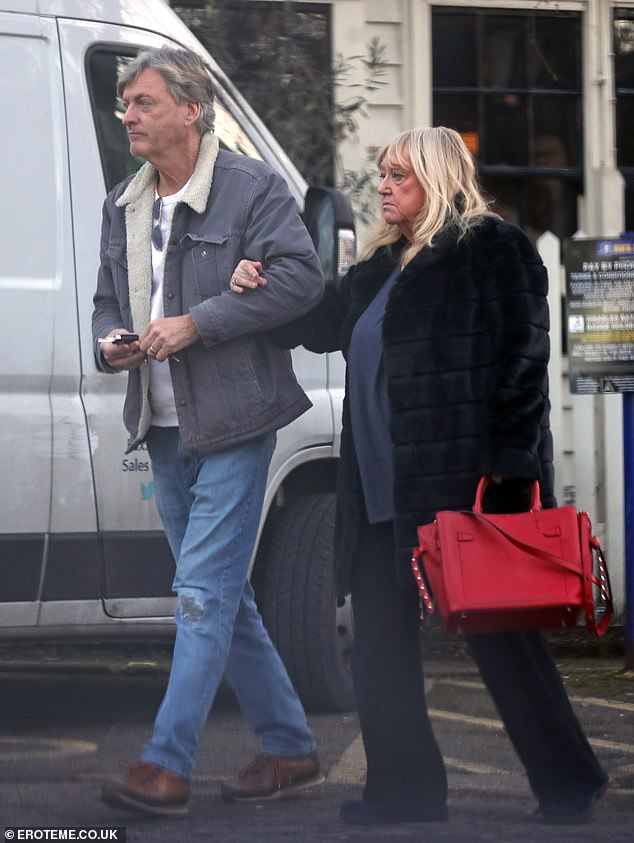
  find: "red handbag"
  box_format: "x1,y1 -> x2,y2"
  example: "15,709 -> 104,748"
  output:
411,477 -> 612,636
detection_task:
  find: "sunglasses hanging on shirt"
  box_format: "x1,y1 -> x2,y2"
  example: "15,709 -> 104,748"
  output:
152,197 -> 163,250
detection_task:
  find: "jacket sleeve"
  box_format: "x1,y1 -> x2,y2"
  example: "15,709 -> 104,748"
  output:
91,194 -> 126,373
190,170 -> 325,346
266,266 -> 353,353
476,223 -> 551,479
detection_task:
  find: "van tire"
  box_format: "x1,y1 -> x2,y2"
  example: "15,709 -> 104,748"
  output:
254,492 -> 355,713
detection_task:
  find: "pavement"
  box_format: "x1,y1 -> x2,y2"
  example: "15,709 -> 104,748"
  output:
0,625 -> 633,842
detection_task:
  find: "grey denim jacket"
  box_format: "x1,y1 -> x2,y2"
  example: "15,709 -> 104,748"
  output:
92,132 -> 324,456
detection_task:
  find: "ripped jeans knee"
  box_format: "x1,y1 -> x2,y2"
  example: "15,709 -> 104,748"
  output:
177,588 -> 206,624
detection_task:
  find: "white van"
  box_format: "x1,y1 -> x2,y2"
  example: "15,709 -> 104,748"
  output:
0,0 -> 355,712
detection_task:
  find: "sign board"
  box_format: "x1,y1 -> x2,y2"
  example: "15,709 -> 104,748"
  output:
563,237 -> 634,393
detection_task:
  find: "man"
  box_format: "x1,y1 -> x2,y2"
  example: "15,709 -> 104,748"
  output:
94,46 -> 325,817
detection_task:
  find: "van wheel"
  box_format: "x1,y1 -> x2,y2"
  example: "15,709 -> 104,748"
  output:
254,492 -> 355,713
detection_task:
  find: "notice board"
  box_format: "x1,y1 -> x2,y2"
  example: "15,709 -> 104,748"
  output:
564,237 -> 634,393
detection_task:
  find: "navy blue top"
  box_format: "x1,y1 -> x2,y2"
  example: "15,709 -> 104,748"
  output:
347,266 -> 401,523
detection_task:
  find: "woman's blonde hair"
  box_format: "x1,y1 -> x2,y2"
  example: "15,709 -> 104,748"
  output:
359,126 -> 490,266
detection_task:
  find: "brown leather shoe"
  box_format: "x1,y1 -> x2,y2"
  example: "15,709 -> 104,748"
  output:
220,752 -> 324,802
101,760 -> 190,816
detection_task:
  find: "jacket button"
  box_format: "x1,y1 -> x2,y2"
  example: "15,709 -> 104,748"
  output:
179,399 -> 186,406
201,249 -> 207,257
167,292 -> 174,300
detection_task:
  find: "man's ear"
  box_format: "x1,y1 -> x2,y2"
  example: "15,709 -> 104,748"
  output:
185,101 -> 201,126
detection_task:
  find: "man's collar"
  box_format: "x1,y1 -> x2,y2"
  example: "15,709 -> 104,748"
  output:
116,132 -> 220,212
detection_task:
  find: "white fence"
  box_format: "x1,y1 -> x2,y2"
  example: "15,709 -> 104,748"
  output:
538,232 -> 625,617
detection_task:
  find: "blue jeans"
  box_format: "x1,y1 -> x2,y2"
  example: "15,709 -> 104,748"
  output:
142,427 -> 316,779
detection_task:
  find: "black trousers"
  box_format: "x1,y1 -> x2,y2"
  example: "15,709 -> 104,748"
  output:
351,519 -> 608,820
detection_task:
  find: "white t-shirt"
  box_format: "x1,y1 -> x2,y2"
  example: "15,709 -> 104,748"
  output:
148,181 -> 190,426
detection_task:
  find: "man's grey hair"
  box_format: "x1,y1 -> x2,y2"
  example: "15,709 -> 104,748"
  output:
117,46 -> 216,134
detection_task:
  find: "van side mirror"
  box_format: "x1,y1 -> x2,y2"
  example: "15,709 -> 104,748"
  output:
303,187 -> 356,282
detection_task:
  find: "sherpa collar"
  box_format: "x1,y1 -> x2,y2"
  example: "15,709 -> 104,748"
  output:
115,131 -> 220,212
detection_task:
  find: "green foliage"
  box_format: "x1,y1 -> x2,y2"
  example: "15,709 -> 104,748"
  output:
173,0 -> 385,198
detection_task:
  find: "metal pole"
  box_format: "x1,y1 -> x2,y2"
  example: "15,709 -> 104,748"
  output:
624,394 -> 634,669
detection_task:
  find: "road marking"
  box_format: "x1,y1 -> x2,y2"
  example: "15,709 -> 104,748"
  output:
443,756 -> 506,775
586,736 -> 634,753
609,762 -> 634,779
0,736 -> 96,761
429,707 -> 634,753
327,734 -> 509,781
429,708 -> 503,730
434,678 -> 484,690
435,678 -> 634,715
570,695 -> 634,713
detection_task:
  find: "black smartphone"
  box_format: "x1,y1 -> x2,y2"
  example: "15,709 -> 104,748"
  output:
112,333 -> 139,344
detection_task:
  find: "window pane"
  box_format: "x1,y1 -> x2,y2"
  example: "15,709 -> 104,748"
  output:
433,92 -> 479,156
432,7 -> 582,243
525,177 -> 578,240
531,16 -> 581,89
624,179 -> 634,231
483,94 -> 528,165
480,176 -> 524,226
615,10 -> 634,225
432,13 -> 477,87
214,97 -> 262,159
482,15 -> 526,88
481,175 -> 578,242
617,98 -> 634,166
614,15 -> 634,89
533,96 -> 581,168
87,50 -> 141,192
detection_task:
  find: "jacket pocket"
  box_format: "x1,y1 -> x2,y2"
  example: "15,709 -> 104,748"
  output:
185,232 -> 234,299
106,240 -> 130,310
106,239 -> 127,268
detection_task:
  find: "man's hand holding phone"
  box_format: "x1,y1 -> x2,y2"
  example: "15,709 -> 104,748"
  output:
98,330 -> 145,370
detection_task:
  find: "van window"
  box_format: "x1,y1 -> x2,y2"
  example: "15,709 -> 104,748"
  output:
214,99 -> 261,160
86,49 -> 262,192
87,50 -> 140,192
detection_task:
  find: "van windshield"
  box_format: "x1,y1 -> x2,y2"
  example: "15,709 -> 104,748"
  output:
86,48 -> 263,192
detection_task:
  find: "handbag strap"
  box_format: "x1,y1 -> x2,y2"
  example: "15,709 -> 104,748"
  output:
467,512 -> 581,575
584,537 -> 613,637
411,548 -> 434,623
464,512 -> 612,636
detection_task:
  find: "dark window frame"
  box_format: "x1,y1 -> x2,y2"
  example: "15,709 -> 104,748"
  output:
614,7 -> 634,231
432,6 -> 583,240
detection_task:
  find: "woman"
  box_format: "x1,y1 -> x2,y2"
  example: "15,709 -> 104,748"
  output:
231,126 -> 608,826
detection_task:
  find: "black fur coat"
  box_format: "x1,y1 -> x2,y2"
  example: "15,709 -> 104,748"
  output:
276,215 -> 555,595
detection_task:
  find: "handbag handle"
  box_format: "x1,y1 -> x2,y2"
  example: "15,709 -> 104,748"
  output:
473,476 -> 541,513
